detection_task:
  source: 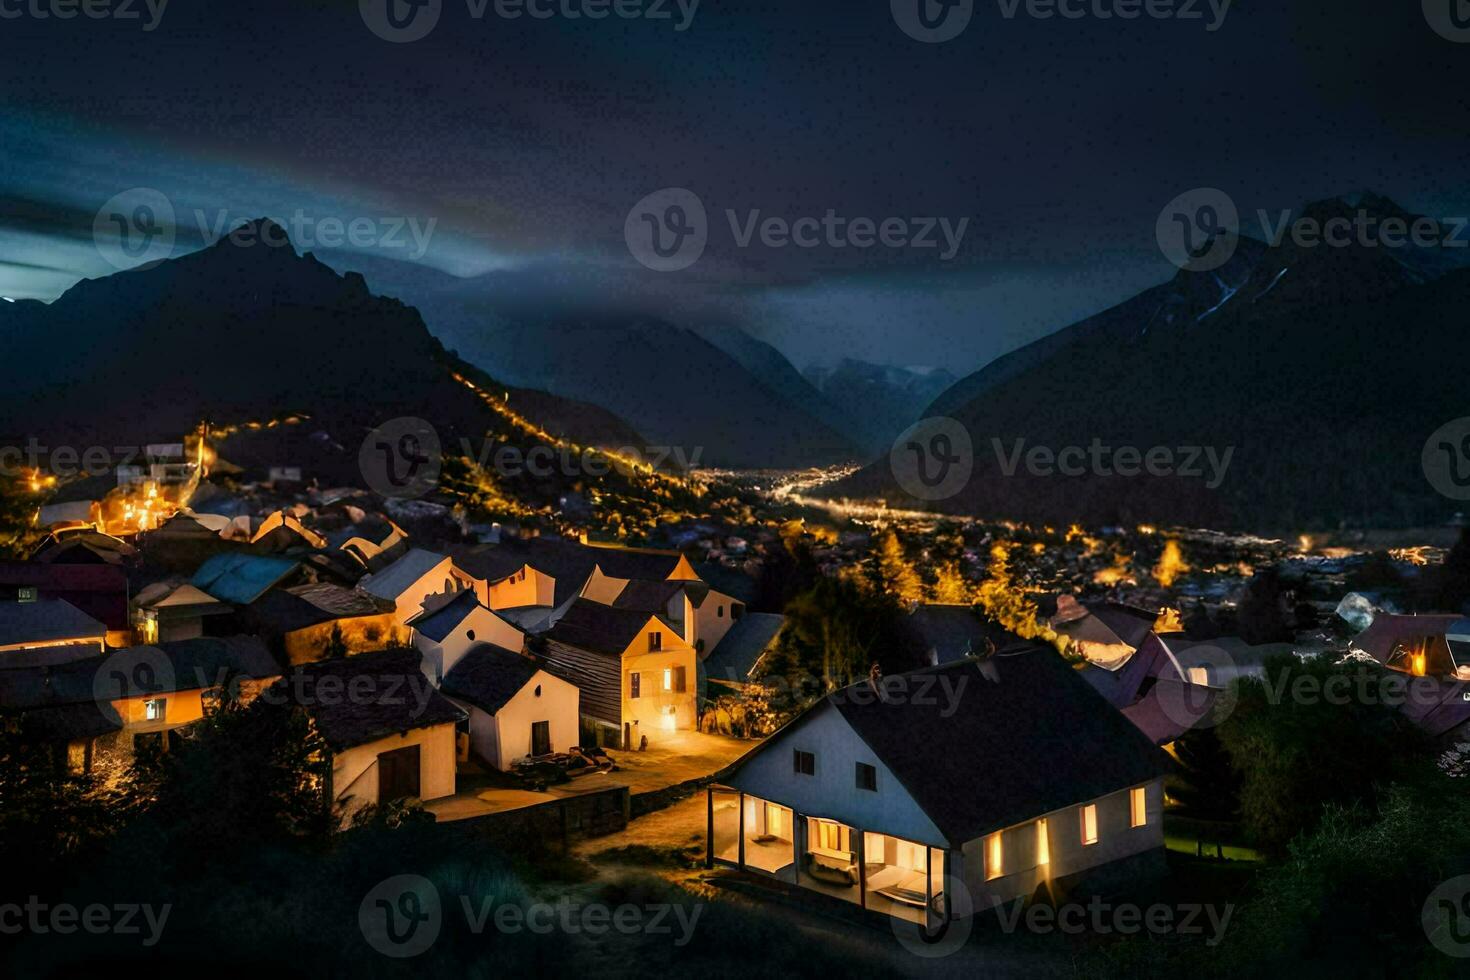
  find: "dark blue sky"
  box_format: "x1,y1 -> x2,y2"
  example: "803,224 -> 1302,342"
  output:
2,0 -> 1467,371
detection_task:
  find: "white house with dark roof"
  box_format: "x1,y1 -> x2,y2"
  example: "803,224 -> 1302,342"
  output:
358,548 -> 472,624
439,643 -> 579,771
708,647 -> 1172,929
409,590 -> 526,684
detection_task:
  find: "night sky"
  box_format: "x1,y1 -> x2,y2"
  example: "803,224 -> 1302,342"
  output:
2,0 -> 1467,372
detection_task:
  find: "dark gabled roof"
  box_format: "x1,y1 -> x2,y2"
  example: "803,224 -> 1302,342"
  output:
451,537 -> 692,609
282,649 -> 465,751
905,604 -> 1024,665
0,562 -> 130,632
612,579 -> 687,612
0,599 -> 107,647
542,598 -> 676,657
694,562 -> 758,605
249,583 -> 391,635
705,613 -> 786,682
441,643 -> 543,715
1121,678 -> 1218,745
358,548 -> 449,601
117,636 -> 282,693
731,647 -> 1172,845
1062,601 -> 1159,650
410,590 -> 482,643
191,553 -> 301,605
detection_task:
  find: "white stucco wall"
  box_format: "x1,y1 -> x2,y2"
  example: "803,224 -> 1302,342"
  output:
724,702 -> 946,847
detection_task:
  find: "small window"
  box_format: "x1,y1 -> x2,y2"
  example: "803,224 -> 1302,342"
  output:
466,629 -> 476,642
629,672 -> 641,699
731,604 -> 744,621
673,666 -> 687,693
663,667 -> 672,691
793,749 -> 815,775
17,586 -> 37,604
1081,804 -> 1099,845
648,631 -> 662,652
1130,786 -> 1147,828
855,762 -> 877,791
534,684 -> 542,698
144,698 -> 166,722
717,605 -> 725,618
1036,818 -> 1050,866
986,832 -> 1004,880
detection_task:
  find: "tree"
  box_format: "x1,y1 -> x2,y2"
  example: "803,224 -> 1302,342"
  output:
1236,566 -> 1293,644
871,528 -> 923,603
1216,655 -> 1421,854
763,574 -> 920,697
930,561 -> 972,604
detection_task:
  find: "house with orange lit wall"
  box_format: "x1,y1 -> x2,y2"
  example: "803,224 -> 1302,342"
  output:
538,598 -> 697,748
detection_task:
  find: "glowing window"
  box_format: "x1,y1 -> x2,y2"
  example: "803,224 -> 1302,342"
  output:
986,832 -> 1003,880
1036,819 -> 1050,865
144,698 -> 166,722
662,667 -> 672,691
1081,804 -> 1098,845
1130,787 -> 1147,828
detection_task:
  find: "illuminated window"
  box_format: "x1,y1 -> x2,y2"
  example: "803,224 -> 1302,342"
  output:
1130,787 -> 1147,827
663,667 -> 672,691
765,803 -> 785,838
629,672 -> 641,699
144,698 -> 166,722
1081,804 -> 1098,845
1036,819 -> 1050,866
986,832 -> 1004,880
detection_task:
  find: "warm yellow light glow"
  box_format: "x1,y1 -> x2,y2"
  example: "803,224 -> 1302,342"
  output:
1130,786 -> 1147,828
766,802 -> 785,838
1036,818 -> 1050,865
1081,804 -> 1098,845
662,667 -> 672,691
1152,539 -> 1190,587
986,832 -> 1004,880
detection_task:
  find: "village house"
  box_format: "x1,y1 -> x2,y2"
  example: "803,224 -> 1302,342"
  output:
283,649 -> 465,825
1050,597 -> 1162,669
539,597 -> 698,748
408,590 -> 525,684
0,599 -> 108,663
439,643 -> 579,771
702,611 -> 786,698
191,552 -> 303,606
132,580 -> 233,643
708,648 -> 1172,929
1350,612 -> 1467,679
31,529 -> 137,566
357,548 -> 472,624
0,561 -> 132,647
243,582 -> 409,665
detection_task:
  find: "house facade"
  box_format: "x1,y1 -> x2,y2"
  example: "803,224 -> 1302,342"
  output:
540,598 -> 697,748
709,649 -> 1171,928
410,590 -> 526,684
439,643 -> 580,771
358,548 -> 473,624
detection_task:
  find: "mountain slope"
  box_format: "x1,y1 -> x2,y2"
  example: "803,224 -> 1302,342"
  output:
828,195 -> 1470,532
805,358 -> 958,456
0,222 -> 658,495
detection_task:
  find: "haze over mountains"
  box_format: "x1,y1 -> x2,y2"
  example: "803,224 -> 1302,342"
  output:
827,194 -> 1470,532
